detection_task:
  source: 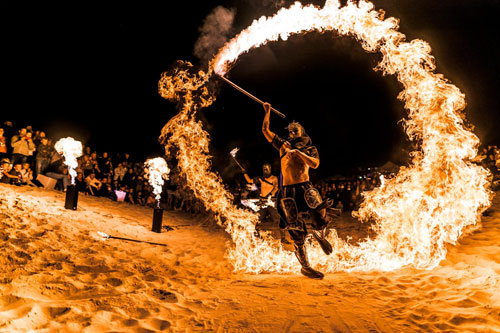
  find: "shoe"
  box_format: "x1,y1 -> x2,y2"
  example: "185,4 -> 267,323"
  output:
280,238 -> 291,244
295,244 -> 324,280
301,267 -> 324,280
312,229 -> 333,255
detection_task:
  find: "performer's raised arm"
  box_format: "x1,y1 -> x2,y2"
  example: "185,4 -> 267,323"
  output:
243,172 -> 253,184
262,102 -> 275,142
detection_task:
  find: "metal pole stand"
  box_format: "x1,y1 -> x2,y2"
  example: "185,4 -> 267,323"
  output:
152,208 -> 164,233
64,184 -> 79,210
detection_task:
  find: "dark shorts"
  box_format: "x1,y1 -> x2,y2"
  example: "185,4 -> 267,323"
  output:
277,181 -> 328,232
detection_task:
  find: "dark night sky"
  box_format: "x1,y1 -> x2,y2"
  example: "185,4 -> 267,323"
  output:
2,0 -> 500,181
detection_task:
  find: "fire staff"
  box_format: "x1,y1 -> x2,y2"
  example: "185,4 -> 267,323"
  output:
262,102 -> 333,280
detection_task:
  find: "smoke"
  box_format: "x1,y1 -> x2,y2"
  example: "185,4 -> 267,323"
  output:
193,6 -> 236,63
144,157 -> 170,205
54,137 -> 83,185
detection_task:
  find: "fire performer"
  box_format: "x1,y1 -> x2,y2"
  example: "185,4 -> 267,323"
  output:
241,163 -> 290,244
262,102 -> 332,279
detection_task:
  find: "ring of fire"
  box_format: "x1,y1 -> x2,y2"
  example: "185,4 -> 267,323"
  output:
158,0 -> 492,273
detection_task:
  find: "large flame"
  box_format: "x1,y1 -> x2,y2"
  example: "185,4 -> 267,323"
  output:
54,137 -> 83,185
144,157 -> 170,204
158,0 -> 492,273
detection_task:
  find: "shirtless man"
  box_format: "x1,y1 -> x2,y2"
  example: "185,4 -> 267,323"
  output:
262,102 -> 332,279
243,163 -> 290,244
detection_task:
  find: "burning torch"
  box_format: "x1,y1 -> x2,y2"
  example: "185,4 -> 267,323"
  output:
144,157 -> 170,233
55,137 -> 83,210
216,74 -> 286,118
230,147 -> 247,173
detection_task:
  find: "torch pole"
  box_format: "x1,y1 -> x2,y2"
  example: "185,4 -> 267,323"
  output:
216,74 -> 286,118
230,155 -> 246,172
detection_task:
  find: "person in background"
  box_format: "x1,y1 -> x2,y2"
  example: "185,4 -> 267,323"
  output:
242,163 -> 289,244
35,137 -> 52,176
0,128 -> 7,161
11,128 -> 33,166
20,162 -> 34,186
9,163 -> 23,186
114,162 -> 127,184
85,172 -> 102,195
0,160 -> 20,184
74,171 -> 87,193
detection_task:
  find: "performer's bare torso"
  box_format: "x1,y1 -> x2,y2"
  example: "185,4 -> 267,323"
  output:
280,146 -> 310,186
260,175 -> 278,197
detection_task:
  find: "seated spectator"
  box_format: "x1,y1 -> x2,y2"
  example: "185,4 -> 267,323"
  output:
122,168 -> 137,188
85,172 -> 102,195
1,161 -> 20,185
98,177 -> 114,198
135,190 -> 146,206
9,163 -> 23,186
74,172 -> 87,193
335,200 -> 344,213
20,163 -> 34,186
114,162 -> 127,183
45,154 -> 71,191
146,193 -> 157,207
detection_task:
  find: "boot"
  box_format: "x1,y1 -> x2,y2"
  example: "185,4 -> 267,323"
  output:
312,228 -> 333,255
279,229 -> 290,244
295,245 -> 324,280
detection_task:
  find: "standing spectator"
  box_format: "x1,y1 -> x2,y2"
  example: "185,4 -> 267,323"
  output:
2,121 -> 14,146
84,146 -> 91,157
25,132 -> 36,165
0,128 -> 7,160
98,152 -> 113,178
121,153 -> 132,168
33,131 -> 46,147
35,137 -> 52,176
11,128 -> 34,166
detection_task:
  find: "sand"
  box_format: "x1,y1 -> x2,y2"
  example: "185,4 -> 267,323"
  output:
0,183 -> 499,332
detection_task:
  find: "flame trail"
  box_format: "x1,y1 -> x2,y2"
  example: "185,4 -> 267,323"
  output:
144,157 -> 170,206
54,137 -> 83,185
159,0 -> 492,273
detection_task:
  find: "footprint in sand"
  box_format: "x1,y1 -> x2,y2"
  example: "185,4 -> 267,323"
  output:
122,318 -> 139,327
134,307 -> 150,319
44,306 -> 71,319
152,289 -> 178,303
106,278 -> 123,287
150,318 -> 171,330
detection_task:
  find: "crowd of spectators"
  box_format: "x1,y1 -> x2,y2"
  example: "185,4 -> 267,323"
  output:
2,120 -> 500,218
0,121 -> 206,215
